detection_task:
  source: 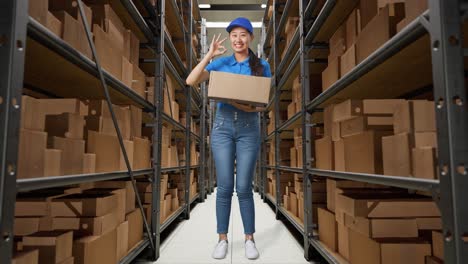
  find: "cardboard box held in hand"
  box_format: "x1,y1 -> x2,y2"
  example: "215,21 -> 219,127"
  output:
208,71 -> 271,106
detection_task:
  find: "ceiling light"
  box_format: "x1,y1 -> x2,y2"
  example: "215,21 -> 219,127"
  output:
261,4 -> 267,8
199,4 -> 211,8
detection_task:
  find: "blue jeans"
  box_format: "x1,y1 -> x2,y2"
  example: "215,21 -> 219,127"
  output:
211,104 -> 260,235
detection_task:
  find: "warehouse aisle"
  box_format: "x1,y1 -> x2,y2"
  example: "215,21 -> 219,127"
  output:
150,189 -> 311,264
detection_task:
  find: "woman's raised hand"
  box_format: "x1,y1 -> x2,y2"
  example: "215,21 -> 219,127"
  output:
209,34 -> 227,58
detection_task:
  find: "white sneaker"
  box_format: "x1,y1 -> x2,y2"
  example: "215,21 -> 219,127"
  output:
212,240 -> 228,259
245,239 -> 259,260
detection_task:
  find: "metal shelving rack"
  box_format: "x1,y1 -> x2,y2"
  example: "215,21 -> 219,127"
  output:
0,0 -> 208,263
259,0 -> 468,263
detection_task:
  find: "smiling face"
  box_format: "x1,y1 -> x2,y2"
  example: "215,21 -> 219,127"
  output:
229,27 -> 253,54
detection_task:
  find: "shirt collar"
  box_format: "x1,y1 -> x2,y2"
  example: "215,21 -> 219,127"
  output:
229,54 -> 250,66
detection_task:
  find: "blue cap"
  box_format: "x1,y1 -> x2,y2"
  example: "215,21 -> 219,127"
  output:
226,17 -> 253,34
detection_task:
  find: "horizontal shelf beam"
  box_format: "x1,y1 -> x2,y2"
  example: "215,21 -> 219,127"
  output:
278,166 -> 303,174
17,169 -> 153,192
119,238 -> 150,264
308,238 -> 341,264
120,0 -> 154,42
160,206 -> 185,232
278,206 -> 304,234
308,169 -> 439,192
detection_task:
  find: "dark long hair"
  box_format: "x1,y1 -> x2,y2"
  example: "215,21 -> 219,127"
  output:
248,48 -> 264,76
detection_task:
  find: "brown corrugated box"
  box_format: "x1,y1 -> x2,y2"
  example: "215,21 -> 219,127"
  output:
322,56 -> 340,92
82,153 -> 96,174
326,179 -> 382,212
44,149 -> 62,177
344,214 -> 418,238
23,230 -> 73,264
290,192 -> 298,217
432,231 -> 444,260
318,208 -> 338,251
28,0 -> 48,24
359,0 -> 378,30
46,12 -> 62,37
333,100 -> 363,122
94,181 -> 136,214
52,137 -> 85,175
405,0 -> 428,23
363,99 -> 403,115
12,249 -> 39,264
132,64 -> 146,98
356,4 -> 405,63
349,229 -> 431,264
340,45 -> 356,76
425,256 -> 444,264
335,192 -> 440,218
287,102 -> 296,119
338,223 -> 350,260
290,147 -> 297,168
16,190 -> 70,217
329,23 -> 346,62
346,8 -> 361,49
333,140 -> 345,171
51,193 -> 118,217
52,210 -> 119,236
53,10 -> 92,58
130,106 -> 142,139
116,221 -> 129,261
341,116 -> 393,138
315,137 -> 334,170
133,137 -> 151,170
21,96 -> 45,131
18,129 -> 47,179
87,131 -> 134,173
208,71 -> 271,105
125,209 -> 143,250
413,147 -> 437,179
73,229 -> 117,264
56,256 -> 73,264
14,217 -> 53,236
382,133 -> 412,176
394,100 -> 436,134
344,130 -> 390,174
45,113 -> 84,140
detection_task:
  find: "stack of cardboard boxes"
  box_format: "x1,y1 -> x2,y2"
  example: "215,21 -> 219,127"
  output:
322,0 -> 428,92
281,175 -> 326,225
19,96 -> 151,179
145,73 -> 179,121
287,76 -> 303,119
315,99 -> 438,180
318,183 -> 443,263
290,127 -> 303,168
13,181 -> 143,263
281,16 -> 300,60
29,1 -> 145,97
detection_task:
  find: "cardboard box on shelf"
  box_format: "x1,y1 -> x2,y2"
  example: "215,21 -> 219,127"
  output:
335,192 -> 440,218
165,194 -> 172,217
405,0 -> 429,23
332,121 -> 341,142
298,197 -> 304,223
40,98 -> 88,117
87,131 -> 134,173
82,153 -> 96,174
318,208 -> 338,251
359,0 -> 378,30
121,57 -> 133,87
290,147 -> 297,168
208,71 -> 271,105
125,29 -> 140,64
45,113 -> 84,140
432,231 -> 444,260
133,137 -> 151,170
53,10 -> 92,58
333,99 -> 363,122
94,181 -> 135,214
327,179 -> 381,212
412,147 -> 437,180
394,100 -> 436,134
315,137 -> 334,170
333,140 -> 345,172
18,129 -> 47,179
126,209 -> 143,250
414,132 -> 437,148
73,229 -> 117,264
23,230 -> 73,264
382,133 -> 412,177
296,146 -> 303,168
52,137 -> 85,175
344,214 -> 419,238
338,223 -> 350,260
21,96 -> 45,131
349,229 -> 431,264
130,106 -> 142,139
132,65 -> 146,98
12,249 -> 39,264
323,104 -> 334,137
51,210 -> 119,236
171,101 -> 180,122
172,197 -> 180,212
57,256 -> 73,264
356,3 -> 405,63
93,24 -> 123,80
14,217 -> 53,236
46,12 -> 63,37
329,24 -> 346,62
49,0 -> 93,27
283,195 -> 290,210
415,217 -> 442,231
44,149 -> 62,177
51,193 -> 118,217
363,99 -> 404,115
341,116 -> 393,138
322,56 -> 340,92
28,0 -> 48,25
340,45 -> 356,76
116,221 -> 129,261
290,192 -> 298,217
344,130 -> 390,174
285,17 -> 300,34
346,8 -> 361,48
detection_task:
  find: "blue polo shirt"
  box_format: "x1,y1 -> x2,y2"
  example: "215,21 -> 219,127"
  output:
205,54 -> 272,110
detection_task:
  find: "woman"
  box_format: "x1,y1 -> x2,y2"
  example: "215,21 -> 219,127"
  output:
186,17 -> 271,260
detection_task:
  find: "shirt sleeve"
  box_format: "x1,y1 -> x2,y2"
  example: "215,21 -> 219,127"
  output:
262,60 -> 272,77
205,57 -> 222,72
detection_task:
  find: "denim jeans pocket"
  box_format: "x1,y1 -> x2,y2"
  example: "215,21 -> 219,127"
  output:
213,117 -> 225,130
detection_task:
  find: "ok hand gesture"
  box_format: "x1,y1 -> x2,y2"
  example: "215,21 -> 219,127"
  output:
208,34 -> 227,58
